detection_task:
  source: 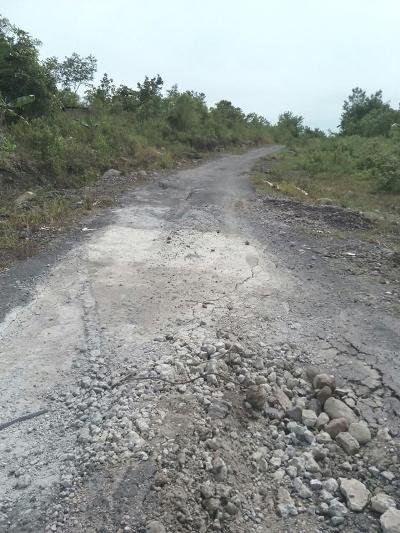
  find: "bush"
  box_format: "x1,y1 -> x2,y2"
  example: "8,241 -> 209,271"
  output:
0,132 -> 16,171
373,154 -> 400,193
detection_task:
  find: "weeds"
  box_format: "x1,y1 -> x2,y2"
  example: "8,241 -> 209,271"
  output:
254,136 -> 400,216
0,194 -> 75,267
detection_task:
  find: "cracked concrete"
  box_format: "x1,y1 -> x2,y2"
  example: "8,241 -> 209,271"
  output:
0,146 -> 399,531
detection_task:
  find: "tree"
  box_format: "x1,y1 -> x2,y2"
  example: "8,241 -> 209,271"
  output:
136,75 -> 163,119
166,90 -> 208,132
277,111 -> 304,137
0,16 -> 57,118
44,53 -> 97,92
113,84 -> 139,112
211,100 -> 245,125
136,74 -> 163,105
357,107 -> 400,137
246,113 -> 270,127
340,87 -> 392,136
303,126 -> 326,138
86,73 -> 115,104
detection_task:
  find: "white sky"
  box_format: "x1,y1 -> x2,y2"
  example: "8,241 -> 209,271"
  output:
2,0 -> 399,130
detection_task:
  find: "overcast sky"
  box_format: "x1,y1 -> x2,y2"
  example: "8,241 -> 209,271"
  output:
2,0 -> 399,130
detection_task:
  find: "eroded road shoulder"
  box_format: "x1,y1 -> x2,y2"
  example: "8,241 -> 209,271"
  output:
0,147 -> 399,532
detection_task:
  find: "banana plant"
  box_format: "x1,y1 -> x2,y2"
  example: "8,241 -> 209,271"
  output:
0,94 -> 35,126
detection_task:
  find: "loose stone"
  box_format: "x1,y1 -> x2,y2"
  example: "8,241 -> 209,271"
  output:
286,405 -> 302,422
146,520 -> 166,533
323,478 -> 339,494
339,478 -> 370,511
381,508 -> 400,533
292,477 -> 312,499
324,397 -> 358,424
349,421 -> 371,445
316,412 -> 329,428
325,417 -> 349,438
246,385 -> 267,410
313,373 -> 336,391
317,385 -> 332,405
276,487 -> 298,518
371,493 -> 397,514
336,432 -> 360,455
302,409 -> 317,428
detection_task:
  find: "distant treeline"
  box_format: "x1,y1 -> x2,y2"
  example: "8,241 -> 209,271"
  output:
0,15 -> 278,185
0,14 -> 399,193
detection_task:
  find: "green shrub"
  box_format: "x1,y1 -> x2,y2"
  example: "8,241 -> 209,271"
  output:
0,132 -> 16,170
374,154 -> 400,192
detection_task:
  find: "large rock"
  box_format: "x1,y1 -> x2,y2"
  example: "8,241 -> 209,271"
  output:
146,521 -> 166,533
101,169 -> 121,180
246,385 -> 267,410
287,405 -> 302,422
377,428 -> 392,442
276,487 -> 298,518
323,478 -> 339,494
291,423 -> 315,444
313,373 -> 336,391
349,421 -> 371,444
336,432 -> 360,455
324,397 -> 357,424
14,474 -> 32,489
305,366 -> 319,382
340,478 -> 370,511
212,457 -> 228,481
371,493 -> 397,514
274,386 -> 292,411
15,191 -> 36,208
316,412 -> 329,428
329,499 -> 348,518
325,417 -> 349,438
293,477 -> 312,499
302,409 -> 318,428
208,399 -> 231,419
317,431 -> 332,444
303,452 -> 320,473
309,398 -> 322,415
317,385 -> 333,405
381,508 -> 400,533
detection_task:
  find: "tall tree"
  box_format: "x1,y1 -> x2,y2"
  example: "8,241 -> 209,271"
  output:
277,111 -> 304,137
339,87 -> 395,136
44,53 -> 97,92
0,16 -> 56,118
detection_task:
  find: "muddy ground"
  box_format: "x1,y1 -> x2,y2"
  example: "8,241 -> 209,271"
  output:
0,147 -> 399,532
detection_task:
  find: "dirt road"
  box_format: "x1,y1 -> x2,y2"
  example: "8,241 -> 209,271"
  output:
0,147 -> 399,532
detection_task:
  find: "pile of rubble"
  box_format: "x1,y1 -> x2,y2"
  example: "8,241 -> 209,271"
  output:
13,331 -> 396,532
142,335 -> 399,532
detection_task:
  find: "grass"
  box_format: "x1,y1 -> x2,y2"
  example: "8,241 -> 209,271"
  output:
251,137 -> 400,237
0,191 -> 88,268
253,164 -> 400,216
253,158 -> 400,214
251,171 -> 312,201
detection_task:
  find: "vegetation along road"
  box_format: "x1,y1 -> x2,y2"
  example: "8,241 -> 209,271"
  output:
0,146 -> 399,532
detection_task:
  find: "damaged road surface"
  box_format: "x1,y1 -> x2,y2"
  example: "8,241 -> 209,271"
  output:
0,147 -> 399,532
